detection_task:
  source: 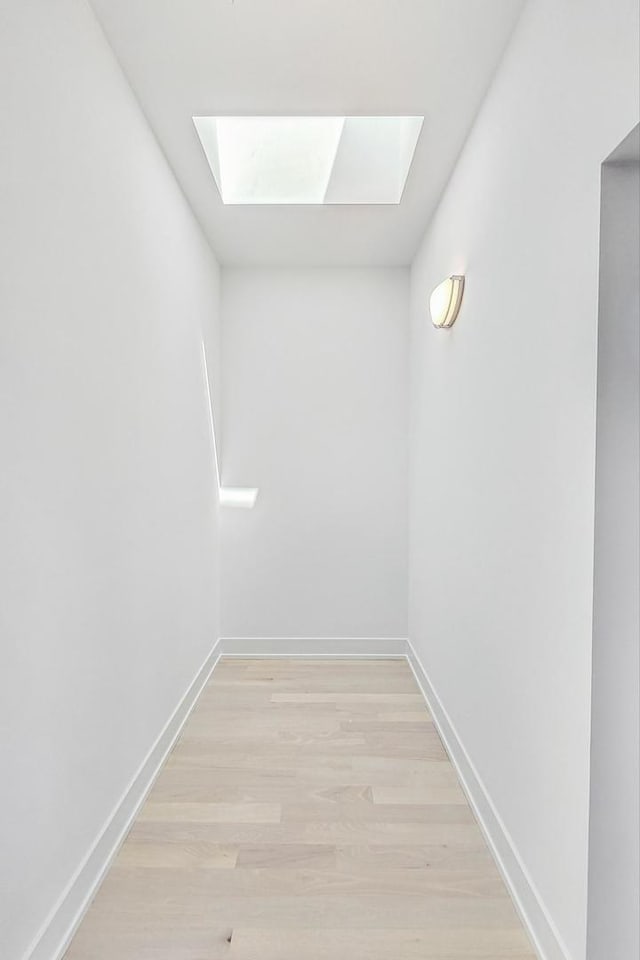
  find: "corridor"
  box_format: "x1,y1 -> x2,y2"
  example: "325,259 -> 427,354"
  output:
2,2 -> 638,959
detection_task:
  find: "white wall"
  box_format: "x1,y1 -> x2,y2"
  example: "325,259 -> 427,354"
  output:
408,1 -> 639,958
587,135 -> 639,960
221,268 -> 408,641
0,2 -> 222,958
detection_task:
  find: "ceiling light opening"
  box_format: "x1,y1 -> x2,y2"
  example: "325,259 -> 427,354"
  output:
193,115 -> 424,205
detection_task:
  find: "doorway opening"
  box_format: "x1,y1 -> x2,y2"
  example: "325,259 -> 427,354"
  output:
587,123 -> 640,960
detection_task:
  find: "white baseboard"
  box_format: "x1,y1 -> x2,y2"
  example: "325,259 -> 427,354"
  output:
25,638 -> 223,960
220,636 -> 407,657
405,638 -> 571,960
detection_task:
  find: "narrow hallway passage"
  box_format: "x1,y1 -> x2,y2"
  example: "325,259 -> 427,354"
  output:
64,659 -> 534,959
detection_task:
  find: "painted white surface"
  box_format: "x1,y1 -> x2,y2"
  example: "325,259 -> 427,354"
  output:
408,1 -> 639,958
218,487 -> 259,509
406,640 -> 563,960
0,2 -> 222,958
27,641 -> 223,960
221,268 -> 409,640
88,0 -> 525,265
222,638 -> 406,658
587,133 -> 640,960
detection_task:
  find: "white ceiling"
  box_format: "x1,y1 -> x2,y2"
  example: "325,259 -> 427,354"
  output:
89,0 -> 525,266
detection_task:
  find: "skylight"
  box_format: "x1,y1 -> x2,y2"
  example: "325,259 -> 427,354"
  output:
192,116 -> 423,205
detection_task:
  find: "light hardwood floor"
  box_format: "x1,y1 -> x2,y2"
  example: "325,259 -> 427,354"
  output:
64,658 -> 536,959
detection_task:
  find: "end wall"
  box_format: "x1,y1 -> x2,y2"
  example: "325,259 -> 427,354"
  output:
408,0 -> 639,957
221,268 -> 409,643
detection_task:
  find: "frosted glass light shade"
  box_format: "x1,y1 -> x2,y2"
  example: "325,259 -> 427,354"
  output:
193,116 -> 424,205
430,276 -> 465,328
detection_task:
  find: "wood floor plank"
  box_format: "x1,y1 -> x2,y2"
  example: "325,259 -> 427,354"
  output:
138,801 -> 282,823
280,800 -> 474,823
270,692 -> 425,703
64,657 -> 536,960
115,841 -> 239,869
227,928 -> 535,959
125,819 -> 488,846
372,783 -> 468,805
235,842 -> 337,869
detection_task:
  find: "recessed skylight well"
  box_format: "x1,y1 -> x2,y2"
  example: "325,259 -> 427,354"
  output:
192,116 -> 423,205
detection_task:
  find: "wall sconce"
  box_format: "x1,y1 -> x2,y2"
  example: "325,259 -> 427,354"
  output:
430,275 -> 465,329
